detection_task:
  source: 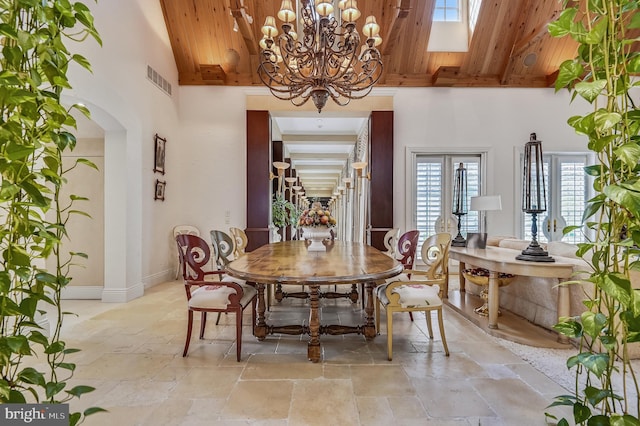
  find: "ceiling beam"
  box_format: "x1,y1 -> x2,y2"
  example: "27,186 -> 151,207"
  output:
230,0 -> 258,55
498,0 -> 529,85
432,66 -> 550,87
290,153 -> 350,160
282,135 -> 358,143
432,67 -> 464,86
199,64 -> 227,84
381,0 -> 412,56
500,0 -> 574,85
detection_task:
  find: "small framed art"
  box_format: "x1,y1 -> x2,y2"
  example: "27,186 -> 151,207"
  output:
154,133 -> 166,175
154,179 -> 166,201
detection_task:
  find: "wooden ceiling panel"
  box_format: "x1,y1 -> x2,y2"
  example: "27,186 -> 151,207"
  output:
160,0 -> 589,88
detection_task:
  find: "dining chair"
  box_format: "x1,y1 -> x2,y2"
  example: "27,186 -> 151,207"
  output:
375,232 -> 451,360
382,230 -> 420,319
229,227 -> 248,258
227,227 -> 274,310
210,230 -> 236,271
175,234 -> 256,361
382,228 -> 400,258
173,225 -> 201,279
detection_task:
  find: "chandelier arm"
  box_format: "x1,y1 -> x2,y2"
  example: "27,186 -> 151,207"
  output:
324,86 -> 352,107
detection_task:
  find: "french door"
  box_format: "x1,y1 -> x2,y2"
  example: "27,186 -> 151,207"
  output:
415,154 -> 483,249
521,154 -> 591,244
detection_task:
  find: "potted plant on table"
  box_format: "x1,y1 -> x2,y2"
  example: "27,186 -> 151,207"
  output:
546,1 -> 640,424
271,193 -> 298,242
298,202 -> 336,251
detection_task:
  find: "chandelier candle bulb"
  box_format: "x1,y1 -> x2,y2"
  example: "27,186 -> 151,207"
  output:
363,16 -> 380,38
277,0 -> 296,22
341,0 -> 361,22
316,0 -> 334,16
262,16 -> 278,38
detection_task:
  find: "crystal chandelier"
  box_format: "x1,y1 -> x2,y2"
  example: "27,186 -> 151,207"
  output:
258,0 -> 383,113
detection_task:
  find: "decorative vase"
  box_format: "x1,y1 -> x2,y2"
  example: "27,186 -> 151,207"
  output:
303,226 -> 332,251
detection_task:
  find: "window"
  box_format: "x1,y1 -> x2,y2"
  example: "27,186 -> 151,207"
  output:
521,154 -> 591,244
428,0 -> 468,52
415,154 -> 482,249
434,0 -> 461,22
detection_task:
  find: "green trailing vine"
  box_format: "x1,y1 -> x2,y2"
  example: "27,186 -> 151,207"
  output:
0,0 -> 104,424
547,1 -> 640,424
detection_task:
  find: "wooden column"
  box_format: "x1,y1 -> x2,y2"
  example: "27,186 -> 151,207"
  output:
369,111 -> 394,250
246,110 -> 271,251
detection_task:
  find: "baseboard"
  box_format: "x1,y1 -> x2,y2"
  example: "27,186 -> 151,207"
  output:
144,268 -> 175,289
101,282 -> 144,302
60,268 -> 174,302
61,285 -> 104,300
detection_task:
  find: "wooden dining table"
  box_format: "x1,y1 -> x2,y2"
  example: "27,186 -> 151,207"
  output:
225,240 -> 403,362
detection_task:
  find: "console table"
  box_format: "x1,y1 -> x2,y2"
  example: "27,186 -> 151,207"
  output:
225,240 -> 403,362
449,246 -> 575,341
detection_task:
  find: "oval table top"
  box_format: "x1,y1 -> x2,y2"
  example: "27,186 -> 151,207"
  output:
226,240 -> 403,285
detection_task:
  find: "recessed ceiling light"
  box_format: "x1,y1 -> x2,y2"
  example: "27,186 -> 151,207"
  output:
523,52 -> 537,67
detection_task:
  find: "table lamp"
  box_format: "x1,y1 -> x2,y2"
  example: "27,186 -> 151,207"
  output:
470,195 -> 502,233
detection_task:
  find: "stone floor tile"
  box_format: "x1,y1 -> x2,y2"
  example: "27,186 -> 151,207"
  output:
221,380 -> 293,420
289,379 -> 358,425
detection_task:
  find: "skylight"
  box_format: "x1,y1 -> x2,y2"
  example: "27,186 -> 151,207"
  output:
428,0 -> 483,52
433,0 -> 461,22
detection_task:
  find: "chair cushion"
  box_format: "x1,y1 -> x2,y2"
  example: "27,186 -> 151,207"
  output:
377,283 -> 442,308
189,283 -> 256,309
222,275 -> 246,285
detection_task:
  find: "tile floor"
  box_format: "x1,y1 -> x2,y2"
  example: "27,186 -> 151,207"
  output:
45,279 -> 577,425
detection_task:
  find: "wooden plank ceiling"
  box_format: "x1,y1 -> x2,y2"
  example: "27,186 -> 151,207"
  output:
159,0 -> 579,88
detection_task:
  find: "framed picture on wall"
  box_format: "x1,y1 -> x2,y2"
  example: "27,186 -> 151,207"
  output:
154,179 -> 166,201
154,133 -> 166,174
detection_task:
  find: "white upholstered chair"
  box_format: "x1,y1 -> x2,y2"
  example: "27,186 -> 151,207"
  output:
175,234 -> 256,361
375,232 -> 451,360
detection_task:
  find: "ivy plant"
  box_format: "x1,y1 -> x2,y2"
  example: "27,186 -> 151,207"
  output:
546,1 -> 640,424
0,0 -> 104,424
271,192 -> 298,228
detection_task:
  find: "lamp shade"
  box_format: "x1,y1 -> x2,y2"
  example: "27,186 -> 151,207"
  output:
262,16 -> 278,38
277,0 -> 296,23
470,195 -> 502,212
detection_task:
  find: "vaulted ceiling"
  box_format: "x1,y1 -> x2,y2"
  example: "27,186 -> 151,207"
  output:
159,0 -> 579,88
158,0 -> 583,197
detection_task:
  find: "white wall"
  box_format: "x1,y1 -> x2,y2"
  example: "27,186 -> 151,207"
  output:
392,87 -> 591,237
177,87 -> 591,244
176,87 -> 249,236
64,0 -> 182,300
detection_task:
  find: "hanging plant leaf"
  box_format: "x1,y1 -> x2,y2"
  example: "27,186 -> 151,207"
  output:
575,80 -> 607,103
604,184 -> 640,218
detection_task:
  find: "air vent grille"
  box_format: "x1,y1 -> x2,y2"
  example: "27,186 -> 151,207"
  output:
147,65 -> 172,96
